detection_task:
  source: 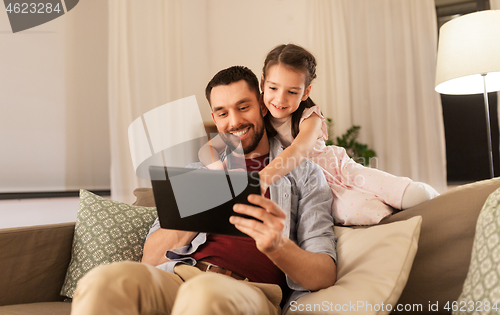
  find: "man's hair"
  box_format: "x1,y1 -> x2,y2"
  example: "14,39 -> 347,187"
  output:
205,66 -> 260,106
205,65 -> 278,138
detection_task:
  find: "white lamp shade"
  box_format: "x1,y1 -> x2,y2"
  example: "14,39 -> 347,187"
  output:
435,10 -> 500,95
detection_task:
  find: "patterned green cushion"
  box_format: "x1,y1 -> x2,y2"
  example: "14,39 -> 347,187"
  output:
453,187 -> 500,314
60,189 -> 157,298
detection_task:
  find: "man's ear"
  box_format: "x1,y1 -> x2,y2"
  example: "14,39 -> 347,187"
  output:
301,84 -> 312,101
260,99 -> 268,117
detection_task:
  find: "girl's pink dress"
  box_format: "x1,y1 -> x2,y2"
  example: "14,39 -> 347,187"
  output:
269,106 -> 412,225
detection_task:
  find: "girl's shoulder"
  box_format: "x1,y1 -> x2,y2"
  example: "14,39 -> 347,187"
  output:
300,106 -> 328,140
300,106 -> 325,122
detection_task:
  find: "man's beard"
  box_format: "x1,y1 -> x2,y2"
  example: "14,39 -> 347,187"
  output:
221,122 -> 265,155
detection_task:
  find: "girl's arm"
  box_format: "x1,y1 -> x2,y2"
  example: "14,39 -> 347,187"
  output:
259,115 -> 323,194
198,134 -> 227,170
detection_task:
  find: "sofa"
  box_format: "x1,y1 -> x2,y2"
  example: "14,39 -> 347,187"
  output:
1,177 -> 500,315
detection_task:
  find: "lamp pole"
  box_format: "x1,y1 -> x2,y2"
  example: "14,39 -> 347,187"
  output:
482,73 -> 494,178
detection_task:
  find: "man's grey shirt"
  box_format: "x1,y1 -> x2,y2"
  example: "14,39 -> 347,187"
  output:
147,136 -> 337,310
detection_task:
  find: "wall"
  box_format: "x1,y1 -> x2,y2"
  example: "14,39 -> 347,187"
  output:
0,197 -> 79,229
64,0 -> 109,191
0,0 -> 109,193
0,0 -> 108,228
0,9 -> 67,192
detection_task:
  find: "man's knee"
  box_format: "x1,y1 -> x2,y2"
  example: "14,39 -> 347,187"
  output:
178,273 -> 236,303
173,273 -> 277,315
172,273 -> 240,314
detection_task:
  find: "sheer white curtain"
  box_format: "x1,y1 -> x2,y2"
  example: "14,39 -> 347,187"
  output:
108,0 -> 448,202
492,1 -> 500,140
310,0 -> 447,192
108,0 -> 206,203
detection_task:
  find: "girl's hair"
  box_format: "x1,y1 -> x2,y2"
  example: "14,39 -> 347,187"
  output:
262,44 -> 318,138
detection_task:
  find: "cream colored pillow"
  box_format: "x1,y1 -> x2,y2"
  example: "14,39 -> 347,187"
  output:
286,216 -> 422,315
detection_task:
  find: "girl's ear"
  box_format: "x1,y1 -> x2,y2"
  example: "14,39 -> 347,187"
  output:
302,84 -> 312,101
260,74 -> 265,90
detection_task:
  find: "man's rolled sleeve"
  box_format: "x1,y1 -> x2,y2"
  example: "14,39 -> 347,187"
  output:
284,160 -> 336,293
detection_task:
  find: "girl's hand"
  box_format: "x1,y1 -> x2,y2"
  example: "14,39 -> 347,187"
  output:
258,169 -> 271,196
228,168 -> 246,172
260,182 -> 269,196
230,194 -> 287,255
205,160 -> 226,170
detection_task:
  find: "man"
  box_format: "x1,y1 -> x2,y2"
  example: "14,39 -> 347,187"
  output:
71,66 -> 337,315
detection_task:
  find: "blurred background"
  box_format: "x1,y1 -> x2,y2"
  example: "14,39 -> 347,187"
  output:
0,0 -> 498,213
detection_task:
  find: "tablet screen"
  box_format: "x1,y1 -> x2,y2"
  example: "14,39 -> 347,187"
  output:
150,166 -> 261,237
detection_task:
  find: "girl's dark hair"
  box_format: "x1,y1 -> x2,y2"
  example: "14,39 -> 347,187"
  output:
262,44 -> 318,138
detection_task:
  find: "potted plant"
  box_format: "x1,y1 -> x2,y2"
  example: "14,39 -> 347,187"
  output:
325,118 -> 376,167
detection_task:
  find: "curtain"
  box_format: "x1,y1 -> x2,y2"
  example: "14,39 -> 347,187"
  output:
492,1 -> 500,147
108,0 -> 197,203
109,0 -> 448,202
311,0 -> 447,192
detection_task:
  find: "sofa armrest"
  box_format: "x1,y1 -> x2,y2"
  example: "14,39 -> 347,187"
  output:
0,222 -> 75,306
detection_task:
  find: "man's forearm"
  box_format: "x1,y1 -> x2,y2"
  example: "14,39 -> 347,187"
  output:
267,237 -> 336,291
141,229 -> 197,266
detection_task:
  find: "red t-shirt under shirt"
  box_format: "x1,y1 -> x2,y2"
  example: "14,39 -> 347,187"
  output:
191,154 -> 288,295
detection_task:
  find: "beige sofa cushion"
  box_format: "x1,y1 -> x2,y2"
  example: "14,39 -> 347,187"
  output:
285,216 -> 422,315
381,177 -> 500,314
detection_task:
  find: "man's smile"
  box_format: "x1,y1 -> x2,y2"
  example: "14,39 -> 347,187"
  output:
230,127 -> 250,138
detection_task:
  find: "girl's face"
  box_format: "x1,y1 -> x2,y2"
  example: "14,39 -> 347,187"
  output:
261,64 -> 311,119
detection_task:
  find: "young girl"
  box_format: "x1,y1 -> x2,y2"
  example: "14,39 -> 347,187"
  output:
201,44 -> 439,225
258,44 -> 438,225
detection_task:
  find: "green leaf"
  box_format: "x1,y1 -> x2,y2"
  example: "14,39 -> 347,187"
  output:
323,119 -> 376,167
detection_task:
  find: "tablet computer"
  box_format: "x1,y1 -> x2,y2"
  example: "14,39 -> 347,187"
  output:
150,166 -> 261,237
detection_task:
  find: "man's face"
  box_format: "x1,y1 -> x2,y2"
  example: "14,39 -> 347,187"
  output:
210,80 -> 268,157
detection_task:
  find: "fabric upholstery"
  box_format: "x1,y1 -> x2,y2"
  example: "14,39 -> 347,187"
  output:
0,223 -> 74,306
132,187 -> 155,207
381,177 -> 500,314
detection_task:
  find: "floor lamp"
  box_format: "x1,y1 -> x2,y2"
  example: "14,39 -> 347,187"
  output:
435,10 -> 500,178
